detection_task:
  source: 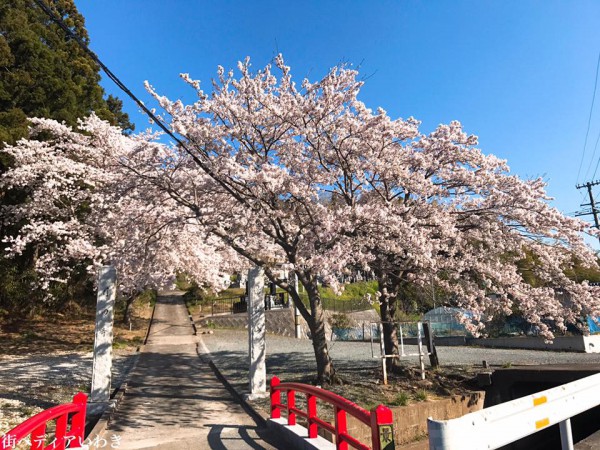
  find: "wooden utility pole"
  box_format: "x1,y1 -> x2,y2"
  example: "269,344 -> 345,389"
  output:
576,180 -> 600,243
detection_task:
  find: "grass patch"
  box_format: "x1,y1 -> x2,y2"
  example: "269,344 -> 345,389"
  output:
136,289 -> 157,307
414,390 -> 428,402
390,391 -> 410,406
319,281 -> 378,301
297,281 -> 379,313
183,279 -> 380,315
21,330 -> 41,341
113,336 -> 143,349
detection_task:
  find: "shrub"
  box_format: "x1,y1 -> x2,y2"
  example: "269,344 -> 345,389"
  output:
328,313 -> 352,329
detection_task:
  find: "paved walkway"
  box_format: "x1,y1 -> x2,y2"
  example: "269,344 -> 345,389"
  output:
100,292 -> 283,449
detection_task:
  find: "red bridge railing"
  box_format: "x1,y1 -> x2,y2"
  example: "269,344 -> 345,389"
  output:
0,392 -> 87,450
270,376 -> 394,450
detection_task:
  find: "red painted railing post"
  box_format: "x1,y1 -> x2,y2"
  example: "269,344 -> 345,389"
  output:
370,405 -> 395,450
334,406 -> 349,450
70,392 -> 87,447
31,424 -> 46,450
267,378 -> 392,450
287,390 -> 296,426
54,414 -> 68,450
270,376 -> 281,419
307,394 -> 318,438
0,392 -> 88,450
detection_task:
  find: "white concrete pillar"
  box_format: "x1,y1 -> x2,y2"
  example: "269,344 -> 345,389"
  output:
292,273 -> 302,339
90,266 -> 117,405
247,266 -> 268,399
238,271 -> 247,288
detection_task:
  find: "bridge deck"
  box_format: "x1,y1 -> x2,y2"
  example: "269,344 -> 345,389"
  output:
99,291 -> 283,449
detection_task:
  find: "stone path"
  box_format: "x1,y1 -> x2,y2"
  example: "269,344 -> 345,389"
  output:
99,292 -> 283,449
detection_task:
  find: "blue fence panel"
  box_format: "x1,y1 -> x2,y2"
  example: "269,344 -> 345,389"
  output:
588,316 -> 600,334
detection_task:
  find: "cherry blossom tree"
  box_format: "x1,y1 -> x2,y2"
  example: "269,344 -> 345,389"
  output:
142,57 -> 385,384
146,56 -> 600,378
6,55 -> 599,385
357,121 -> 600,367
141,59 -> 404,382
0,115 -> 241,318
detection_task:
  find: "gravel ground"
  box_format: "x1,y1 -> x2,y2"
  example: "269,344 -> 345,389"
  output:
199,329 -> 600,409
0,351 -> 138,436
201,329 -> 600,373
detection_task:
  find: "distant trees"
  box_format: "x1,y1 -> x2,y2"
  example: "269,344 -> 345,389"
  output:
0,0 -> 133,147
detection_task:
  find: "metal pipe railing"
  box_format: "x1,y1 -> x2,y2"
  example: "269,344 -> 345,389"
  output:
428,372 -> 600,449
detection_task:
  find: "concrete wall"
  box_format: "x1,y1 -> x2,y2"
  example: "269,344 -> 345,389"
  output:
402,336 -> 467,347
346,392 -> 485,447
583,335 -> 600,353
198,307 -> 303,337
467,335 -> 600,353
197,307 -> 381,340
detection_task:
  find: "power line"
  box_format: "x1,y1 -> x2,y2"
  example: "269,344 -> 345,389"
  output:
578,50 -> 600,183
31,0 -> 187,150
575,180 -> 600,243
32,0 -> 246,207
590,128 -> 600,180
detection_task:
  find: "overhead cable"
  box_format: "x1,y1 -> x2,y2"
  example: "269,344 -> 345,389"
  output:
31,0 -> 188,149
32,0 -> 245,205
578,50 -> 600,183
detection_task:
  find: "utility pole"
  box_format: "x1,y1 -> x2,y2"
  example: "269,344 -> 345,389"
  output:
576,180 -> 600,243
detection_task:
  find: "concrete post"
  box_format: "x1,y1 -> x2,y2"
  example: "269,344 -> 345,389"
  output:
90,266 -> 117,413
417,322 -> 426,380
379,323 -> 387,385
292,273 -> 302,339
247,266 -> 268,400
238,271 -> 247,289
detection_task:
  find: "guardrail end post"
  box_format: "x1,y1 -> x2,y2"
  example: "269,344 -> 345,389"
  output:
270,376 -> 281,419
370,405 -> 395,450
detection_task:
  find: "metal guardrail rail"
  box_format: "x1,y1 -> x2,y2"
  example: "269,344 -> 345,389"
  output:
427,372 -> 600,450
196,293 -> 289,316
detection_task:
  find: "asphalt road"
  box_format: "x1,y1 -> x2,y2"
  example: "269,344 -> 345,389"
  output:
99,292 -> 285,450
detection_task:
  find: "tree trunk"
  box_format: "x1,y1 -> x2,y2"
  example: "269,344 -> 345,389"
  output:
293,273 -> 338,385
379,283 -> 401,372
376,269 -> 403,372
123,293 -> 135,324
422,322 -> 440,368
308,298 -> 337,385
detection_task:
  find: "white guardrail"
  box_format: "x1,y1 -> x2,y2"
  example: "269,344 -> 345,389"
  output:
428,372 -> 600,450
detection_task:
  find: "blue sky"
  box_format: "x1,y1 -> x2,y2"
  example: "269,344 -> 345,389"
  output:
77,1 -> 600,243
